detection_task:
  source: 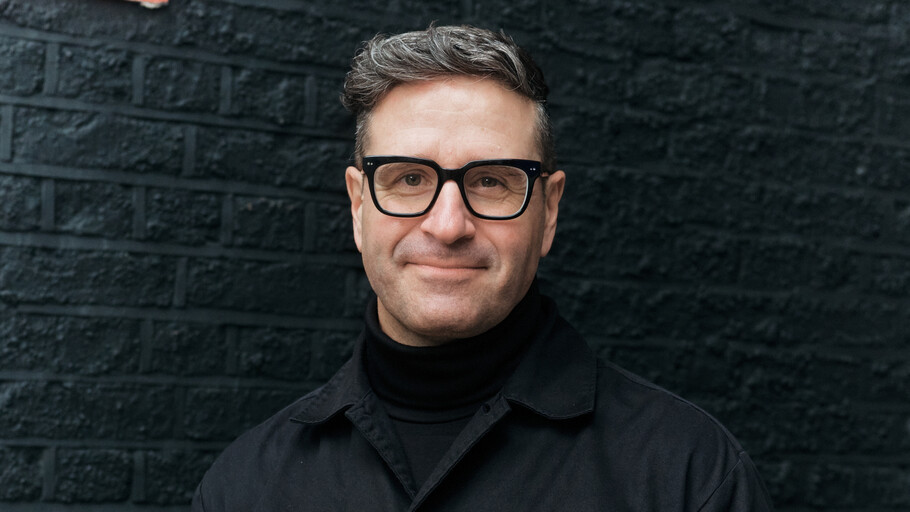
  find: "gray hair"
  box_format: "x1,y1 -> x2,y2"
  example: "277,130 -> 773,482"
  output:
341,25 -> 556,173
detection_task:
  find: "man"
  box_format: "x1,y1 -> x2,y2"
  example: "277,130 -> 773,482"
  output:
193,25 -> 774,511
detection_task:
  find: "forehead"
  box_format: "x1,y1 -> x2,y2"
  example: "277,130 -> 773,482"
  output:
364,77 -> 539,165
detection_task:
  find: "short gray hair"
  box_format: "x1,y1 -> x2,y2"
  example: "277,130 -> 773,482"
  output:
341,24 -> 555,173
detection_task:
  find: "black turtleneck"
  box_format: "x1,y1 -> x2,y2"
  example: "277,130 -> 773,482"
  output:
363,282 -> 543,488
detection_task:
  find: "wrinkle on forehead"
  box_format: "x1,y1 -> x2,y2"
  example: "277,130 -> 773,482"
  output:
365,77 -> 539,165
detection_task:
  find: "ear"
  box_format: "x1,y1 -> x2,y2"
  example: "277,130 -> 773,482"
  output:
345,166 -> 365,253
539,170 -> 565,257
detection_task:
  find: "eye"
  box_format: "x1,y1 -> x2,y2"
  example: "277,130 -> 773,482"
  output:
478,176 -> 503,188
402,174 -> 423,186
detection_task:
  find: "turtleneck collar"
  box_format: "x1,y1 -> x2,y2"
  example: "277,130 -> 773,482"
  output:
363,281 -> 543,415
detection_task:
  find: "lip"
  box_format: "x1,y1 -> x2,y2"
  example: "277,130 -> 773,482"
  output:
409,261 -> 485,269
407,262 -> 486,278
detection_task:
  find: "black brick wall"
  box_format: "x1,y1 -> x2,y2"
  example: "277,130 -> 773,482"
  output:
1,1 -> 908,510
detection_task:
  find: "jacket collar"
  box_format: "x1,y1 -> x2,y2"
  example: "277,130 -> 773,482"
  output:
500,297 -> 596,419
290,296 -> 597,424
290,330 -> 373,424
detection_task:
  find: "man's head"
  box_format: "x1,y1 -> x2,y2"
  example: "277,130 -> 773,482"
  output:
342,25 -> 565,347
342,24 -> 555,174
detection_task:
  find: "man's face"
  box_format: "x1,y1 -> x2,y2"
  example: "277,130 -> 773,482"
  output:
345,77 -> 565,346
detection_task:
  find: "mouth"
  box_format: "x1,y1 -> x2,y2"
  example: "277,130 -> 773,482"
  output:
407,261 -> 486,278
409,260 -> 485,269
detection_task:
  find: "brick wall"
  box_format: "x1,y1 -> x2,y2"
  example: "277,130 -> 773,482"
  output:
0,1 -> 907,510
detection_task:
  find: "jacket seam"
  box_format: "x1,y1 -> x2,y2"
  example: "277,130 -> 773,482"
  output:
695,451 -> 747,512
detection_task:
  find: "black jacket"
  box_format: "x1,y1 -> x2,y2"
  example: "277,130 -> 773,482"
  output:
193,299 -> 773,511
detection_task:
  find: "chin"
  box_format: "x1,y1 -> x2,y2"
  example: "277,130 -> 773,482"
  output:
410,309 -> 493,340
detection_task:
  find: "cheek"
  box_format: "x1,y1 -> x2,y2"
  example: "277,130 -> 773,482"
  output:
360,211 -> 410,260
485,222 -> 542,269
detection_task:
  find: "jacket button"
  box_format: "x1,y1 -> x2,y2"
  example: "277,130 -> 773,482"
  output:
481,403 -> 492,414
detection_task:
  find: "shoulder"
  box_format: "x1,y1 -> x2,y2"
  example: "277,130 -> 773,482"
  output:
597,359 -> 739,437
592,359 -> 772,510
192,383 -> 334,512
594,358 -> 744,458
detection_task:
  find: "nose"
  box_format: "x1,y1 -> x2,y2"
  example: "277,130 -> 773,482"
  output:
419,180 -> 476,244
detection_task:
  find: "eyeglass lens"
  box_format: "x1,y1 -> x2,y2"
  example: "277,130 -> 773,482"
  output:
372,161 -> 529,217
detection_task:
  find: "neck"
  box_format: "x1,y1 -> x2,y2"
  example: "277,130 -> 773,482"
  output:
363,281 -> 542,410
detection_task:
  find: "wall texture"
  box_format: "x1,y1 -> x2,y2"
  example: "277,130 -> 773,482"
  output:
0,0 -> 908,510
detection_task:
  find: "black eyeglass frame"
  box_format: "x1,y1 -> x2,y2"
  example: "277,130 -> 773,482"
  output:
361,155 -> 547,220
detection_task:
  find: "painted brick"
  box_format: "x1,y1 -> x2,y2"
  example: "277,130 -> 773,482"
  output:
538,49 -> 628,103
0,0 -> 372,66
856,254 -> 910,296
625,62 -> 761,121
219,9 -> 371,66
13,108 -> 184,174
233,195 -> 305,251
755,460 -> 909,509
313,75 -> 352,133
231,68 -> 307,125
242,388 -> 308,429
0,313 -> 140,375
56,45 -> 132,104
0,381 -> 176,440
236,326 -> 313,381
182,387 -> 243,441
897,200 -> 910,244
860,467 -> 910,506
799,30 -> 876,76
474,0 -> 548,31
746,25 -> 803,71
55,449 -> 132,503
193,126 -> 351,191
0,446 -> 43,501
0,247 -> 176,307
542,276 -> 801,344
691,127 -> 871,187
0,174 -> 41,231
544,1 -> 676,57
683,180 -> 887,240
554,166 -> 888,242
552,104 -> 669,166
807,353 -> 910,404
0,36 -> 44,96
148,321 -> 225,376
145,188 -> 220,246
761,78 -> 875,135
807,463 -> 858,507
714,400 -> 910,458
55,180 -> 133,238
308,329 -> 356,381
184,386 -> 303,441
186,259 -> 347,316
738,0 -> 892,24
553,218 -> 741,285
142,450 -> 217,505
143,56 -> 221,113
738,294 -> 909,348
864,146 -> 910,190
881,51 -> 910,86
598,341 -> 734,397
669,6 -> 751,63
679,125 -> 909,192
311,201 -> 357,254
879,90 -> 910,140
737,239 -> 854,291
348,0 -> 463,20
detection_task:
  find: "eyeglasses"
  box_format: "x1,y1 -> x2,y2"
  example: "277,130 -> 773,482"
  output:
361,156 -> 546,220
